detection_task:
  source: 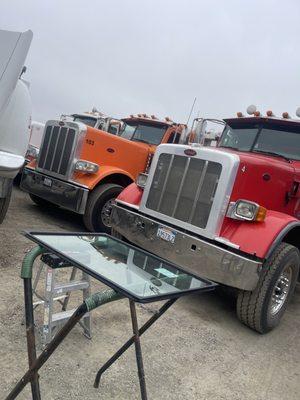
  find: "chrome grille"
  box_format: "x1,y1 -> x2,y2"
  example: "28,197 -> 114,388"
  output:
37,124 -> 76,176
146,154 -> 222,229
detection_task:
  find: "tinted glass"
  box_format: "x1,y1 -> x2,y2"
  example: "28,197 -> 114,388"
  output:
219,123 -> 300,160
73,116 -> 97,127
120,123 -> 167,145
30,234 -> 213,301
219,126 -> 258,151
254,128 -> 300,160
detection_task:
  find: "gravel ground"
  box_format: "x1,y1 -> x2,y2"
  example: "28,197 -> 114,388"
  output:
0,186 -> 299,400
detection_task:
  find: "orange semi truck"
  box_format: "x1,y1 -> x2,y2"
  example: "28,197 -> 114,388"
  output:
21,114 -> 185,232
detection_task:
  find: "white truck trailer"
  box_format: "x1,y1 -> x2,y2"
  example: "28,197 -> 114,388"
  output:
0,29 -> 33,223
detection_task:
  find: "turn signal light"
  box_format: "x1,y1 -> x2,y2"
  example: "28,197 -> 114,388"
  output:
255,206 -> 267,222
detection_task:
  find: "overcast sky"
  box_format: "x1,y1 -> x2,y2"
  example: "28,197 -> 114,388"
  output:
1,0 -> 300,124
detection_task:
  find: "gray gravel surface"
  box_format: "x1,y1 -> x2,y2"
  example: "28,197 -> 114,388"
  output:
0,186 -> 299,399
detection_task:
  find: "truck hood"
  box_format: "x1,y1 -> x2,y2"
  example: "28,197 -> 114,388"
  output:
221,148 -> 296,214
0,29 -> 33,115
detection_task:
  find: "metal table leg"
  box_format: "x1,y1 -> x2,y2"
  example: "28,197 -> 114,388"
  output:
5,286 -> 122,400
94,298 -> 177,397
24,278 -> 41,400
130,300 -> 148,400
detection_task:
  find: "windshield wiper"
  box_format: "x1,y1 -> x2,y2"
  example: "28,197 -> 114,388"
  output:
253,150 -> 291,162
131,138 -> 150,144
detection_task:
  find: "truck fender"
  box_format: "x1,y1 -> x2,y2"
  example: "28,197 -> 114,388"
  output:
116,182 -> 143,207
74,165 -> 135,190
220,210 -> 298,259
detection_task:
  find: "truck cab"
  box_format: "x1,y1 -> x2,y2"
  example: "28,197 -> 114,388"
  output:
62,110 -> 124,135
21,114 -> 185,232
111,106 -> 300,333
0,29 -> 33,223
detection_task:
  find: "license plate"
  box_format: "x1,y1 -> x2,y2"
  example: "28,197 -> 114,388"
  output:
43,177 -> 52,187
157,226 -> 176,244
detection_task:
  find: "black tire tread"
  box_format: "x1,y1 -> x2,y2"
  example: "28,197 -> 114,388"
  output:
237,242 -> 298,333
83,183 -> 123,232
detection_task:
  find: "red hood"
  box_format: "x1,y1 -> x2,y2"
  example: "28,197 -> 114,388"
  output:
218,147 -> 296,215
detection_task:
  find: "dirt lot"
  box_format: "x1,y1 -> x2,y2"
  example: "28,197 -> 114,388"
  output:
0,186 -> 299,400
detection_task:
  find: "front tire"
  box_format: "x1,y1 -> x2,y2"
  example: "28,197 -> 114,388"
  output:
237,242 -> 299,333
83,183 -> 123,233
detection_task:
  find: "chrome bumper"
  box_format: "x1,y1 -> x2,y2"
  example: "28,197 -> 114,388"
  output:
21,168 -> 88,214
111,204 -> 263,291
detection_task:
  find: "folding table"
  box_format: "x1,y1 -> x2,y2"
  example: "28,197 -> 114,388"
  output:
6,232 -> 216,400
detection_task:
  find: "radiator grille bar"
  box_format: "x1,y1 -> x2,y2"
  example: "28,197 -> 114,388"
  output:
37,124 -> 76,177
146,154 -> 222,229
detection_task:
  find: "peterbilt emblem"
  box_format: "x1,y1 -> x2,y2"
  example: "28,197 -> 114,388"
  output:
184,149 -> 197,156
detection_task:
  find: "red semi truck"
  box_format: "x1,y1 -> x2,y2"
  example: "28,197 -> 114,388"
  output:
111,106 -> 300,333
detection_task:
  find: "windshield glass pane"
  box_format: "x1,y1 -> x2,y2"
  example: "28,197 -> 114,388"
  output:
219,123 -> 300,160
120,123 -> 136,140
73,116 -> 97,127
254,128 -> 300,160
219,126 -> 258,151
120,123 -> 167,145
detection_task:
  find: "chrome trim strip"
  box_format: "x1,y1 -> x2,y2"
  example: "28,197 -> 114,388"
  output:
57,126 -> 68,173
49,126 -> 60,171
116,199 -> 140,210
171,157 -> 190,217
157,154 -> 174,211
40,125 -> 53,169
188,160 -> 208,223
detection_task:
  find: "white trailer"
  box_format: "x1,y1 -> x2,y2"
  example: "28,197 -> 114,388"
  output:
0,29 -> 33,223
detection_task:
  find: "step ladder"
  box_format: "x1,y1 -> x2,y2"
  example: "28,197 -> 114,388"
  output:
32,254 -> 92,347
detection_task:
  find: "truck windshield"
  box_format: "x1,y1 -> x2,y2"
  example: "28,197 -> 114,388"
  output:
219,123 -> 300,161
73,115 -> 97,127
120,122 -> 167,145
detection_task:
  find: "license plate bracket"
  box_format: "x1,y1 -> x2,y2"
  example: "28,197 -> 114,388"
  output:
157,226 -> 176,244
43,177 -> 52,187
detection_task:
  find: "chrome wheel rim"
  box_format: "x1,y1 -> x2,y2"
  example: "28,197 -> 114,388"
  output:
270,265 -> 293,316
100,198 -> 115,228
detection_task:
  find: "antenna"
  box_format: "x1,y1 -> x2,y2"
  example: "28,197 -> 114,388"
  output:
186,97 -> 197,126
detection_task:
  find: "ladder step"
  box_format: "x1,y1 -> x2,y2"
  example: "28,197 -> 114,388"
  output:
33,295 -> 67,307
52,309 -> 90,324
54,280 -> 89,294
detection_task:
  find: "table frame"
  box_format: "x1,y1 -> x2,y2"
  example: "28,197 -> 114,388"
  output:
5,233 -> 216,400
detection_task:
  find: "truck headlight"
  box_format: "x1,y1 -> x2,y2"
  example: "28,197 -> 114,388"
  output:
75,160 -> 99,173
26,144 -> 39,159
227,200 -> 267,222
136,173 -> 148,188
